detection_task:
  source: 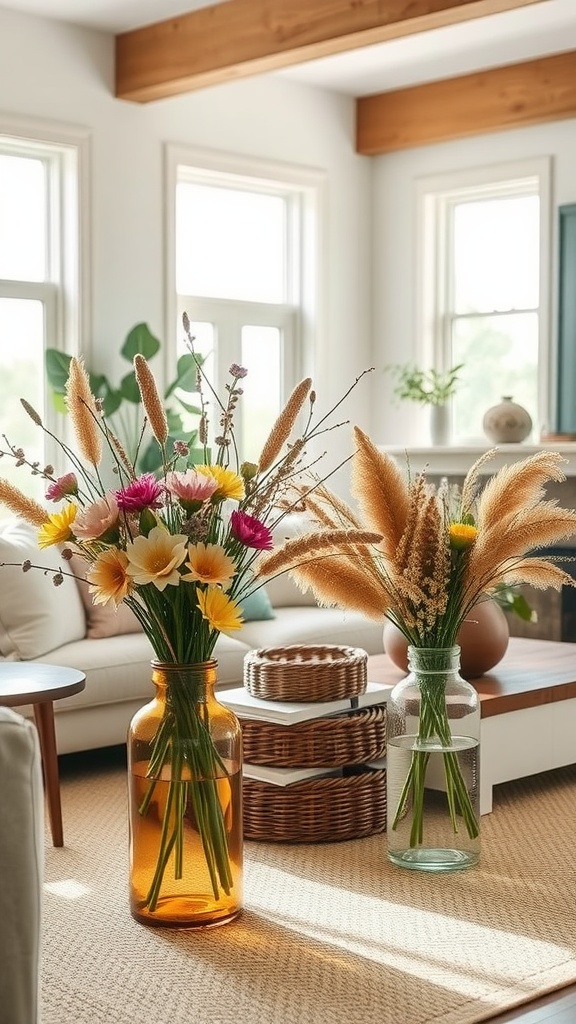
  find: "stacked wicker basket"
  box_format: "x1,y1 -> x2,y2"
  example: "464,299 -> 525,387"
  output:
240,644 -> 387,843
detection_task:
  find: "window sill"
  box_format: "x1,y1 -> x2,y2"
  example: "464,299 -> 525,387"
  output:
382,443 -> 576,477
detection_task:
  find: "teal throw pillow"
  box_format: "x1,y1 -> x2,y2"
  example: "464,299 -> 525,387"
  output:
239,587 -> 276,622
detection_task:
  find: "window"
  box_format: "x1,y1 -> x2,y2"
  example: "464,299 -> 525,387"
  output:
0,120 -> 87,499
166,147 -> 323,463
417,159 -> 550,445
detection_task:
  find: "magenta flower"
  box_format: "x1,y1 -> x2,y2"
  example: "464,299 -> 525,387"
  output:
230,510 -> 273,550
115,473 -> 164,513
46,472 -> 78,501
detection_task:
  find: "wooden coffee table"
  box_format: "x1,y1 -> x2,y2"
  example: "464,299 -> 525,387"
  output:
368,636 -> 576,813
0,662 -> 86,846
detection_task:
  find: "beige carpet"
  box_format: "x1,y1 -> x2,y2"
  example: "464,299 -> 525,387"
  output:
42,752 -> 576,1024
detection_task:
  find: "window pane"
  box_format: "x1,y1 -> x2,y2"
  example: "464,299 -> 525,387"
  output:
0,298 -> 46,500
452,312 -> 538,443
0,154 -> 47,281
453,195 -> 539,313
176,183 -> 286,303
241,326 -> 281,461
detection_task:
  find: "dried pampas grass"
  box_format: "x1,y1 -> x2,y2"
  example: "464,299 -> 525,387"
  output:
66,357 -> 102,468
0,479 -> 48,527
351,427 -> 410,559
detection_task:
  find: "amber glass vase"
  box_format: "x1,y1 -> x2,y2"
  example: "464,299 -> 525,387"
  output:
128,660 -> 243,928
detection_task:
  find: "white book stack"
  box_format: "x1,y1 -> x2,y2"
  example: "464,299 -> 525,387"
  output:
220,681 -> 392,787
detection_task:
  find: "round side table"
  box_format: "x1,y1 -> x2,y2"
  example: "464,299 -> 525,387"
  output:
0,663 -> 86,847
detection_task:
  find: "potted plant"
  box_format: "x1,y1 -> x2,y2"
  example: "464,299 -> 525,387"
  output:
45,323 -> 204,473
387,362 -> 463,445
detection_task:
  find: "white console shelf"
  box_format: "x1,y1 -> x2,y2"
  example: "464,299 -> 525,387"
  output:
383,443 -> 576,476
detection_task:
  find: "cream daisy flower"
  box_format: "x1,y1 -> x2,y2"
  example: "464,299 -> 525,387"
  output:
126,526 -> 188,591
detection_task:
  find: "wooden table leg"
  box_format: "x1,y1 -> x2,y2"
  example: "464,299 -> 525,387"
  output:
33,701 -> 64,847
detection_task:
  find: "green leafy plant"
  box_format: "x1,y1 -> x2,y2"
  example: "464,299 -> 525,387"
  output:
387,363 -> 464,406
493,583 -> 537,623
45,323 -> 203,473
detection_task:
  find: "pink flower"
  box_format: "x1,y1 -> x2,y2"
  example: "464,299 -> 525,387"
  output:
230,510 -> 273,550
74,493 -> 119,541
115,474 -> 164,513
46,472 -> 78,501
165,469 -> 218,511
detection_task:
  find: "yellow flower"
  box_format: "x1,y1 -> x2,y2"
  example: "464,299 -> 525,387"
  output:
126,526 -> 188,591
197,464 -> 245,501
38,503 -> 77,548
87,548 -> 132,607
196,586 -> 243,632
182,542 -> 236,586
449,522 -> 478,551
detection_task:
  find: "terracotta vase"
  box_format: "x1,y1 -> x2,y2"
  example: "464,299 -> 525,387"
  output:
383,599 -> 510,679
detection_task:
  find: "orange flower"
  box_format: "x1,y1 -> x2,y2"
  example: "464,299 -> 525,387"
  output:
86,548 -> 132,607
182,543 -> 236,586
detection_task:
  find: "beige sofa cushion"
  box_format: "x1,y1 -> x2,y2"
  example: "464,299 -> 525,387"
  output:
237,605 -> 384,655
0,519 -> 86,659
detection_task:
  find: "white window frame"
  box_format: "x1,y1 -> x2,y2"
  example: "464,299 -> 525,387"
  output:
164,144 -> 325,406
0,113 -> 90,473
416,157 -> 552,442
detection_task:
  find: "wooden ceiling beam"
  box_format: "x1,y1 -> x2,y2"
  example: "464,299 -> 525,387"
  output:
115,0 -> 545,103
356,49 -> 576,154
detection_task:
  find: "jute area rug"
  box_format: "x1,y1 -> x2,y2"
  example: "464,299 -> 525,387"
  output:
42,751 -> 576,1024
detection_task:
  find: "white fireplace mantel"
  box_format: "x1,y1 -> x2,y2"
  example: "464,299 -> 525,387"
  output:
381,444 -> 576,477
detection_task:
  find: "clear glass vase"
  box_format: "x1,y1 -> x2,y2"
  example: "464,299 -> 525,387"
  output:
386,645 -> 480,872
128,660 -> 243,928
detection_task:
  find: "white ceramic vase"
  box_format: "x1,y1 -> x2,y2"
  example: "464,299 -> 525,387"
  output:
429,403 -> 450,446
483,396 -> 532,443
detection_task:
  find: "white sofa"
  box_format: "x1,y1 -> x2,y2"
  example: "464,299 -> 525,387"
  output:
0,518 -> 384,755
0,707 -> 43,1024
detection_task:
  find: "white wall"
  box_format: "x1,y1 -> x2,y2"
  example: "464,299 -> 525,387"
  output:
372,118 -> 576,446
0,6 -> 373,475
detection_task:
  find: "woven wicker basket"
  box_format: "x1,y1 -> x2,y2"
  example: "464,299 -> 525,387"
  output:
243,767 -> 387,843
243,643 -> 367,702
240,705 -> 386,767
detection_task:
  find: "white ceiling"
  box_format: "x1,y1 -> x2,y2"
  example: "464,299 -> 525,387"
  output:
1,0 -> 576,96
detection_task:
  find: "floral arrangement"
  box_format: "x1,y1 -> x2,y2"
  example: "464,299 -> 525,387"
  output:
0,320 -> 376,912
258,428 -> 576,845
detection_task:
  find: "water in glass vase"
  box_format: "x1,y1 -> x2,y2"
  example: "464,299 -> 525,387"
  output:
387,733 -> 480,871
386,645 -> 481,872
129,764 -> 243,927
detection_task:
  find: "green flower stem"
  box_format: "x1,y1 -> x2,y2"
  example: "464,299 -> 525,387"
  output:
391,674 -> 480,845
140,667 -> 233,913
146,778 -> 180,912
